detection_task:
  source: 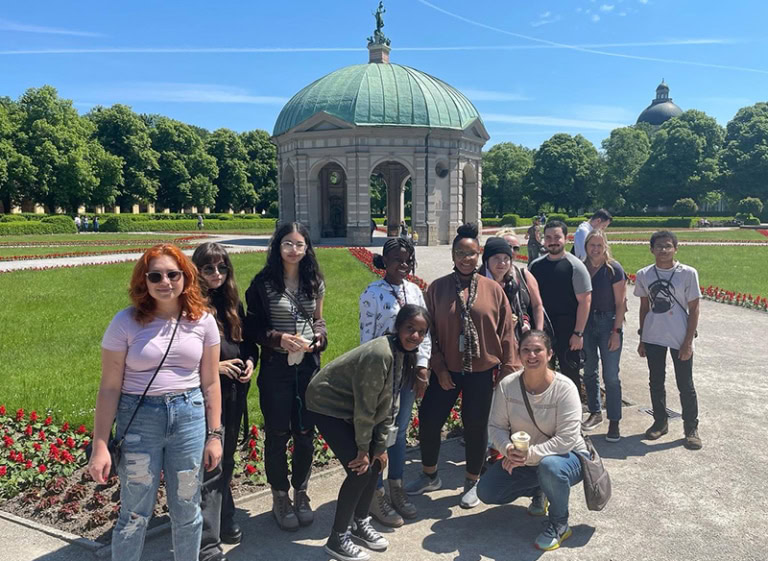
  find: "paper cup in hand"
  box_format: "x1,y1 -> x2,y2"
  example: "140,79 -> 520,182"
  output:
511,431 -> 531,453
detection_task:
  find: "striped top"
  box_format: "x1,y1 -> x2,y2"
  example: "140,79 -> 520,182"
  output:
265,280 -> 325,351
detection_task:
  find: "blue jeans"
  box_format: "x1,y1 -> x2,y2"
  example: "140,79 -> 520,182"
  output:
583,312 -> 623,420
476,453 -> 583,527
377,383 -> 416,488
112,388 -> 206,561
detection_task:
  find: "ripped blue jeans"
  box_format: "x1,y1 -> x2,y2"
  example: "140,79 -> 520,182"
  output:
112,388 -> 206,561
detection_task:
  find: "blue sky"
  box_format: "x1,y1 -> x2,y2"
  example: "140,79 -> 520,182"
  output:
1,0 -> 766,149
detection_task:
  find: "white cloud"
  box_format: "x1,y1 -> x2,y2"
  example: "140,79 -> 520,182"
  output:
591,14 -> 601,22
530,14 -> 561,27
0,18 -> 103,37
460,89 -> 532,102
483,113 -> 625,131
600,4 -> 615,11
540,11 -> 552,18
78,83 -> 289,105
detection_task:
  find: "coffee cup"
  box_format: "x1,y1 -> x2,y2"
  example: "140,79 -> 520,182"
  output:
511,431 -> 531,453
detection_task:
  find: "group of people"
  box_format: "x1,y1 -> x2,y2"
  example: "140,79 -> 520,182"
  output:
74,215 -> 99,232
87,213 -> 702,561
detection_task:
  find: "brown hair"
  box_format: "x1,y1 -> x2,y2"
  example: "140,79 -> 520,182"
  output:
192,242 -> 242,342
129,244 -> 206,324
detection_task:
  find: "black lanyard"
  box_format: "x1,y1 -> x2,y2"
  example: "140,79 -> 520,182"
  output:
384,280 -> 407,307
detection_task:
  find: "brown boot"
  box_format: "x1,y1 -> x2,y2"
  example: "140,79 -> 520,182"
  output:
388,479 -> 417,519
369,487 -> 403,528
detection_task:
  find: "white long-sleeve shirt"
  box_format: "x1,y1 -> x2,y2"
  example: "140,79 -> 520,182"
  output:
359,279 -> 431,369
488,370 -> 587,466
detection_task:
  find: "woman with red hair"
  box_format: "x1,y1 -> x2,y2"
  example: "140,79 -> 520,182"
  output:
88,244 -> 223,561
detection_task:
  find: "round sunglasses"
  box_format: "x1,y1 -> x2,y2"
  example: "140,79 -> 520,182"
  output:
146,270 -> 184,283
200,263 -> 229,276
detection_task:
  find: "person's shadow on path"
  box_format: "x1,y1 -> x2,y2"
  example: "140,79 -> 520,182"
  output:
593,432 -> 686,460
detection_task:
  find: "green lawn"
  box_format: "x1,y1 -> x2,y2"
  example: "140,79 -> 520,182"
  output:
607,229 -> 767,242
0,233 -> 197,244
0,249 -> 376,427
0,244 -> 196,258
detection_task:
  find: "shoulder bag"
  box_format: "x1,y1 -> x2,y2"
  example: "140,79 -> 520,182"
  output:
518,375 -> 612,511
86,310 -> 182,477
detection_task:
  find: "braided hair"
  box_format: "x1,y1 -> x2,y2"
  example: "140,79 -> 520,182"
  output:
373,237 -> 416,272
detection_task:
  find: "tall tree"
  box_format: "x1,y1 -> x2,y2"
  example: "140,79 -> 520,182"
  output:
599,126 -> 651,211
240,130 -> 277,213
149,117 -> 218,211
0,97 -> 35,211
207,129 -> 252,212
719,102 -> 768,202
634,110 -> 724,208
481,142 -> 534,216
527,133 -> 600,214
88,104 -> 160,207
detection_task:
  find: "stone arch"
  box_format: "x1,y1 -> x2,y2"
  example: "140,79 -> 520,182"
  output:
462,161 -> 479,226
371,159 -> 412,237
315,162 -> 347,238
280,163 -> 296,223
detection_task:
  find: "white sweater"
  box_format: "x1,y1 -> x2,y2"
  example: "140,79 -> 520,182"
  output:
488,370 -> 587,466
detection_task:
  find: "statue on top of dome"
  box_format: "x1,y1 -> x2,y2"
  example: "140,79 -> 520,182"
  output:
368,1 -> 391,46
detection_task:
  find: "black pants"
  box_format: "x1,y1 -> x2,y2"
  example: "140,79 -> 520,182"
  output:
645,343 -> 699,431
418,369 -> 494,476
551,315 -> 582,388
258,351 -> 316,492
314,413 -> 383,534
200,376 -> 249,560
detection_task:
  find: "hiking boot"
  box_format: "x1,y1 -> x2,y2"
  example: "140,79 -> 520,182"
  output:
369,487 -> 403,528
271,489 -> 299,532
405,471 -> 441,496
220,519 -> 242,544
605,420 -> 621,443
350,516 -> 389,551
581,412 -> 603,432
684,428 -> 703,450
325,530 -> 370,561
527,490 -> 548,517
534,521 -> 572,551
459,478 -> 480,509
645,421 -> 669,440
293,488 -> 314,527
388,479 -> 417,519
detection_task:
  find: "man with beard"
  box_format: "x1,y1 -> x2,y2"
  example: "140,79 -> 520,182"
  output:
530,221 -> 592,388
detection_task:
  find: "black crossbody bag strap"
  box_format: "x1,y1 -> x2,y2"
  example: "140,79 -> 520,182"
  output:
118,310 -> 183,438
284,289 -> 315,327
519,375 -> 553,439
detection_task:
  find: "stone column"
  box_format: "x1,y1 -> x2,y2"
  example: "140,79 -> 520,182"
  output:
147,204 -> 156,214
131,204 -> 140,214
34,204 -> 46,215
113,206 -> 121,214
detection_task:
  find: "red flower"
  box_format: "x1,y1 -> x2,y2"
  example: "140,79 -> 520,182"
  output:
3,435 -> 13,447
245,464 -> 257,475
33,443 -> 42,451
322,443 -> 329,451
16,409 -> 24,421
81,439 -> 90,448
29,411 -> 38,423
49,445 -> 60,459
25,425 -> 34,436
250,425 -> 259,437
61,422 -> 69,432
25,460 -> 33,469
0,405 -> 5,415
76,424 -> 87,434
249,449 -> 259,460
56,438 -> 64,447
248,438 -> 257,449
8,451 -> 16,461
65,437 -> 76,449
38,464 -> 47,473
0,465 -> 6,476
44,416 -> 52,426
38,430 -> 46,440
61,450 -> 74,463
411,417 -> 419,428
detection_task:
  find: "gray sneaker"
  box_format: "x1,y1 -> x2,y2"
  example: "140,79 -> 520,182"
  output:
405,472 -> 442,496
350,516 -> 389,551
388,479 -> 417,519
293,488 -> 314,526
271,489 -> 299,532
459,478 -> 480,509
581,412 -> 603,431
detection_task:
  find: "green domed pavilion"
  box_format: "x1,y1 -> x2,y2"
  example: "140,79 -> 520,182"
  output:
272,8 -> 488,245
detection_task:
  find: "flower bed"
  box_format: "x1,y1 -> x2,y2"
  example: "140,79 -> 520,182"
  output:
626,274 -> 768,312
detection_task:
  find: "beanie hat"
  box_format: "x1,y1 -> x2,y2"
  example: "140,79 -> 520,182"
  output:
482,236 -> 513,263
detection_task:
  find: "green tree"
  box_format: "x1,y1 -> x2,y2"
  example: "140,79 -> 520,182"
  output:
0,97 -> 36,211
719,102 -> 768,202
149,117 -> 218,211
737,197 -> 763,217
240,130 -> 277,213
527,133 -> 600,214
481,142 -> 534,216
634,110 -> 724,208
206,129 -> 252,212
369,174 -> 387,215
673,197 -> 698,216
88,104 -> 160,207
599,126 -> 650,211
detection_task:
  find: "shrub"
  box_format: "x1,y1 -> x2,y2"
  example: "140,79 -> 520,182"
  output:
267,201 -> 279,218
737,197 -> 764,217
743,216 -> 760,225
102,218 -> 277,232
0,215 -> 29,223
501,213 -> 521,227
482,217 -> 502,227
0,220 -> 77,236
673,198 -> 699,216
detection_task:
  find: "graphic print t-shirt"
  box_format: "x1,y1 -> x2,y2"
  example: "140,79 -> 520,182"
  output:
633,263 -> 701,350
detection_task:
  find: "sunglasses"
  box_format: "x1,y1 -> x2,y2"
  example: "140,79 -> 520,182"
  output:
200,263 -> 229,276
146,270 -> 184,283
511,246 -> 521,252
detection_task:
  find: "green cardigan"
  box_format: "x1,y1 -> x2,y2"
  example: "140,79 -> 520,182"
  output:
306,336 -> 404,455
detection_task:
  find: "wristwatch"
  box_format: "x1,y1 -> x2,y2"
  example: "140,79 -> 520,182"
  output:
614,327 -> 623,334
637,328 -> 643,336
572,331 -> 584,337
206,425 -> 225,441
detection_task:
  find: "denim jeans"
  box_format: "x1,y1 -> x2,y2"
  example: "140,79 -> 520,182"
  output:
377,383 -> 416,489
644,343 -> 699,431
476,452 -> 583,527
583,311 -> 623,420
112,388 -> 206,561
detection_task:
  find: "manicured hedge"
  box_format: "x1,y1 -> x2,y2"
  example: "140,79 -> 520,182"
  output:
0,215 -> 29,223
101,216 -> 277,232
0,220 -> 77,236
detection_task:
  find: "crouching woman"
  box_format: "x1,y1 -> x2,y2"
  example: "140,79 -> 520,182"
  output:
477,330 -> 587,552
306,305 -> 431,561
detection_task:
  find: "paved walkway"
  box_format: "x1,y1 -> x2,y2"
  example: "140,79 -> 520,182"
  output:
2,241 -> 767,560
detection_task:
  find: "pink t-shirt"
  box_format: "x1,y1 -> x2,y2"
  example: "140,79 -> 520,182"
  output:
102,307 -> 221,395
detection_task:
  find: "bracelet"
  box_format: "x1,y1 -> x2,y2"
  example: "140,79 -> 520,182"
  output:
416,376 -> 430,383
206,425 -> 225,441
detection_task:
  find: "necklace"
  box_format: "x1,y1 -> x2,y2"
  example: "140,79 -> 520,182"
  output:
384,279 -> 406,307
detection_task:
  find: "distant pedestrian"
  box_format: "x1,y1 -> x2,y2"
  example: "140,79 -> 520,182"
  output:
82,215 -> 89,232
399,221 -> 408,238
198,214 -> 204,231
634,230 -> 702,450
93,216 -> 100,232
572,209 -> 612,259
525,217 -> 543,266
74,215 -> 81,232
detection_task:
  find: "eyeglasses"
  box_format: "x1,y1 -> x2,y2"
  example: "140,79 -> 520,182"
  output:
146,270 -> 183,283
491,256 -> 511,265
281,241 -> 307,251
454,250 -> 479,259
200,263 -> 229,276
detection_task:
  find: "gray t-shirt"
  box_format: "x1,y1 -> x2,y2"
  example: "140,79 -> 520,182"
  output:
530,252 -> 592,318
634,263 -> 701,350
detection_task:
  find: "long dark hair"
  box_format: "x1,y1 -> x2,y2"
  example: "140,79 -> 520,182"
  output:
192,242 -> 242,342
253,222 -> 324,298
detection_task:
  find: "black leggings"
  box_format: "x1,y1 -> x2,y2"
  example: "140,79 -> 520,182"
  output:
418,369 -> 495,476
258,352 -> 317,492
314,414 -> 383,534
551,315 -> 582,388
